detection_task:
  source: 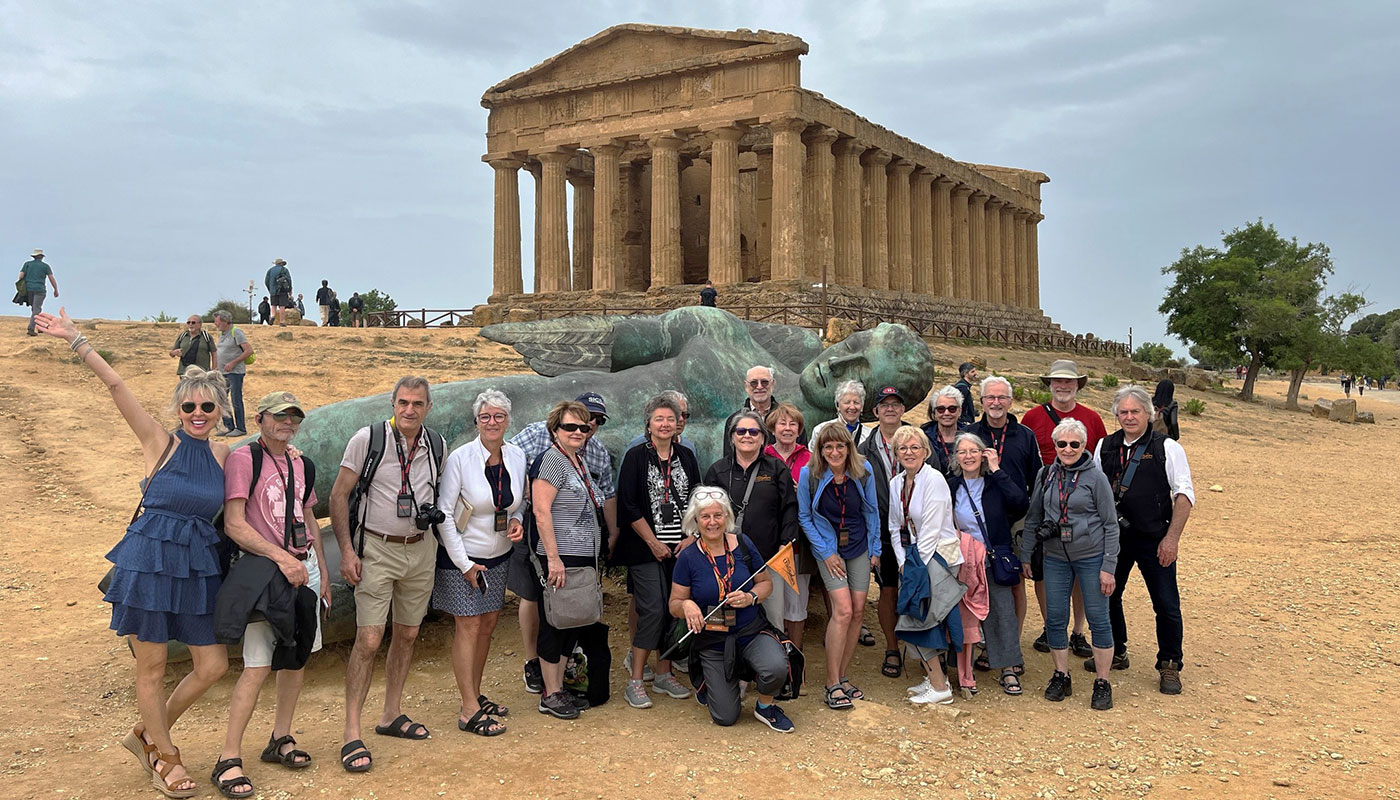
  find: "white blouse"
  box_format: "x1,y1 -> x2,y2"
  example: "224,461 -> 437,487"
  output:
437,437 -> 527,572
888,463 -> 963,570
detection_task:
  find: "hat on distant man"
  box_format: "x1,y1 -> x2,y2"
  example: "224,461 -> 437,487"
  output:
257,391 -> 305,417
30,249 -> 44,258
1040,359 -> 1088,389
273,258 -> 287,265
574,392 -> 608,422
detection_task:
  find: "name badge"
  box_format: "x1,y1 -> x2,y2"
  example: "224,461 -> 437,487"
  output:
838,528 -> 851,548
704,605 -> 737,632
659,501 -> 677,525
1058,523 -> 1074,543
289,520 -> 308,550
396,492 -> 413,518
493,509 -> 508,533
899,525 -> 912,548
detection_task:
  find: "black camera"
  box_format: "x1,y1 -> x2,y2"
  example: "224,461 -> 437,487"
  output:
1034,521 -> 1058,543
1117,515 -> 1131,531
415,503 -> 446,531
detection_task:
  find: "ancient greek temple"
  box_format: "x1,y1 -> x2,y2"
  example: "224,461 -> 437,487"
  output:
481,24 -> 1047,313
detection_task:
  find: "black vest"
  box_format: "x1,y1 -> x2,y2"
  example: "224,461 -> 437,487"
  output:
1099,430 -> 1171,538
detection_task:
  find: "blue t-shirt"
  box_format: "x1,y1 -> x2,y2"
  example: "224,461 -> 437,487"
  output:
672,537 -> 759,648
21,259 -> 51,292
817,477 -> 868,558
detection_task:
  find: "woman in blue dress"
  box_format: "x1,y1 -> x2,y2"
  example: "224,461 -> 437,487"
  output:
37,308 -> 231,798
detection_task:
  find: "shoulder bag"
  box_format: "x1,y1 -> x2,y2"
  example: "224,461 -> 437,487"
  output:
97,434 -> 177,594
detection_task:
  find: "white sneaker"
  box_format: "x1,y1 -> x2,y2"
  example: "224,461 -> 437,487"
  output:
907,678 -> 931,695
911,684 -> 954,705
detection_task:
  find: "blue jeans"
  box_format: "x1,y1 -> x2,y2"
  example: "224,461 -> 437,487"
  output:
222,371 -> 246,433
1043,554 -> 1112,651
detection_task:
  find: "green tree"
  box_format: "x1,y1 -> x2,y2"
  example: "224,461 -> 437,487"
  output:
1383,321 -> 1400,374
1188,344 -> 1235,370
1159,220 -> 1332,401
1132,342 -> 1174,367
204,299 -> 251,324
1336,334 -> 1393,379
351,288 -> 396,325
1275,292 -> 1364,409
1348,308 -> 1400,341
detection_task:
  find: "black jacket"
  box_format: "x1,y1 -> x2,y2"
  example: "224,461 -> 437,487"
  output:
954,379 -> 976,426
946,468 -> 1031,546
703,453 -> 799,561
615,440 -> 701,566
920,420 -> 968,476
214,554 -> 319,670
969,413 -> 1042,499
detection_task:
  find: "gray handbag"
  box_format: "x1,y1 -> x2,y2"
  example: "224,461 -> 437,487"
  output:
529,548 -> 603,630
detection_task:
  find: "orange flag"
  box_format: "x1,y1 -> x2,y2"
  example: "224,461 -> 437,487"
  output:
766,541 -> 799,593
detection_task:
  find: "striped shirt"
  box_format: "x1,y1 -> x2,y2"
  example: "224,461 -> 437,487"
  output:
533,447 -> 602,561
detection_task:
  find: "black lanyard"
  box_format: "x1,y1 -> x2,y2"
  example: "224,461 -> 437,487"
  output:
933,434 -> 954,465
1114,438 -> 1149,497
259,439 -> 297,548
960,481 -> 989,541
486,461 -> 509,512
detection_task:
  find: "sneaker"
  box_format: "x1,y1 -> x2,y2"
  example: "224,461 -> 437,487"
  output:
625,679 -> 653,709
623,651 -> 655,682
906,677 -> 931,696
567,691 -> 591,712
27,330 -> 37,336
537,690 -> 580,719
753,703 -> 795,733
696,687 -> 707,707
1091,678 -> 1113,710
1033,631 -> 1050,653
911,684 -> 954,705
522,658 -> 543,694
1069,633 -> 1093,658
1044,670 -> 1072,701
1158,665 -> 1183,695
1083,652 -> 1129,672
651,672 -> 691,699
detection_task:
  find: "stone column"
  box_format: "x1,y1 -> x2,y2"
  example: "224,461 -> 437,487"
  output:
932,177 -> 955,297
706,125 -> 745,285
967,191 -> 988,302
950,184 -> 972,299
769,117 -> 807,282
1028,213 -> 1042,310
886,159 -> 914,292
984,198 -> 1003,305
535,149 -> 572,293
488,157 -> 523,300
1013,210 -> 1031,308
568,171 -> 593,292
648,133 -> 684,289
860,148 -> 892,289
832,136 -> 864,287
802,126 -> 837,287
1000,204 -> 1017,308
910,168 -> 934,295
588,142 -> 623,291
526,161 -> 542,293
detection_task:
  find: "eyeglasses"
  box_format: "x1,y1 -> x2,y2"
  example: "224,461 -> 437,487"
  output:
556,422 -> 591,433
933,405 -> 960,414
895,445 -> 925,454
477,413 -> 507,424
747,379 -> 772,388
955,449 -> 981,457
820,443 -> 847,452
591,415 -> 607,428
186,321 -> 200,326
680,411 -> 690,420
691,487 -> 730,504
1054,440 -> 1084,450
983,395 -> 1012,403
733,427 -> 763,437
181,401 -> 217,414
271,411 -> 305,423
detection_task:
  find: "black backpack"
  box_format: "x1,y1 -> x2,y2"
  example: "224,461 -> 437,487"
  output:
273,268 -> 292,294
347,422 -> 445,557
212,446 -> 318,576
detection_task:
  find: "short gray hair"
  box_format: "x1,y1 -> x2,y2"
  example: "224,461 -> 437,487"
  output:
169,366 -> 230,419
212,310 -> 232,324
661,389 -> 688,411
979,375 -> 1013,396
1051,418 -> 1088,444
746,365 -> 775,382
833,379 -> 866,406
1112,385 -> 1153,416
682,485 -> 736,536
392,376 -> 432,404
472,389 -> 512,420
951,432 -> 990,476
929,384 -> 963,415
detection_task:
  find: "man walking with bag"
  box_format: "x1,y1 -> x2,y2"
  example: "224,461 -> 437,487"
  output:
19,249 -> 58,336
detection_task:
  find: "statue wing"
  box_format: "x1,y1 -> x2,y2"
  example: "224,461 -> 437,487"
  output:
742,321 -> 824,373
479,317 -> 620,376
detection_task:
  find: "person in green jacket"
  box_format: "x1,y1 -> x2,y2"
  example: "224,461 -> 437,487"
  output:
19,249 -> 59,336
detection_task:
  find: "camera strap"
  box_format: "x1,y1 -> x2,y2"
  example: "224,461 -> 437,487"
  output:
1114,437 -> 1149,500
732,458 -> 760,532
260,440 -> 300,553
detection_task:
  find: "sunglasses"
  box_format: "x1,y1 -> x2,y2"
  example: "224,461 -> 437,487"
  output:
1055,440 -> 1084,450
181,401 -> 217,414
733,427 -> 763,437
747,379 -> 772,388
933,405 -> 960,413
557,422 -> 591,433
271,411 -> 305,423
680,411 -> 691,420
186,321 -> 200,326
591,415 -> 607,428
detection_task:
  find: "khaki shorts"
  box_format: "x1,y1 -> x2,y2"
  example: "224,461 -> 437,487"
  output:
354,532 -> 436,628
243,550 -> 323,668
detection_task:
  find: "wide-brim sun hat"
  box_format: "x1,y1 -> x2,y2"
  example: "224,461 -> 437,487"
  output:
1040,359 -> 1087,389
31,249 -> 44,257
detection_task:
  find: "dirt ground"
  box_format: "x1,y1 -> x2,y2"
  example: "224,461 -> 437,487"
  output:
1,315 -> 1395,800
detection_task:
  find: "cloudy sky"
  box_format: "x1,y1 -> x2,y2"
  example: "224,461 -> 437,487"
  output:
5,0 -> 1396,353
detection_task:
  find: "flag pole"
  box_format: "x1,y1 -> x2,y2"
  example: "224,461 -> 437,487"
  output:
655,540 -> 797,662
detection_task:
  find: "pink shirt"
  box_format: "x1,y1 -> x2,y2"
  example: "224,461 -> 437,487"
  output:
225,444 -> 319,555
766,443 -> 812,483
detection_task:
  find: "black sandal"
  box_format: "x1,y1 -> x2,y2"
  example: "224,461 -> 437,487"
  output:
373,714 -> 430,740
340,740 -> 372,773
824,685 -> 854,710
459,707 -> 507,737
260,733 -> 311,769
1000,671 -> 1024,696
857,626 -> 876,646
477,694 -> 509,717
974,650 -> 991,672
211,758 -> 254,799
839,677 -> 865,701
881,649 -> 903,678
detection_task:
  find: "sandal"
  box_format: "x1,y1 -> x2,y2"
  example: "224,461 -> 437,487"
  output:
960,683 -> 979,699
999,671 -> 1024,696
260,733 -> 312,769
340,739 -> 372,773
839,677 -> 865,701
459,707 -> 507,737
150,747 -> 198,799
857,626 -> 876,646
974,649 -> 991,672
881,649 -> 903,678
374,713 -> 430,740
121,725 -> 157,778
211,758 -> 254,800
1011,663 -> 1025,677
824,684 -> 854,710
478,694 -> 510,717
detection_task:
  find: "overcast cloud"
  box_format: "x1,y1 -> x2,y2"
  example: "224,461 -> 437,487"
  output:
4,0 -> 1397,353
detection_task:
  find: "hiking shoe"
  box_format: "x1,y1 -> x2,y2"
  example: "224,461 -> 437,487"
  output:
522,658 -> 543,694
754,703 -> 795,733
567,691 -> 590,712
651,672 -> 691,699
1044,671 -> 1072,702
906,677 -> 931,696
537,691 -> 580,720
625,679 -> 652,709
1069,633 -> 1093,658
1159,665 -> 1183,695
1033,631 -> 1050,653
623,651 -> 655,682
1091,678 -> 1113,710
1083,652 -> 1129,672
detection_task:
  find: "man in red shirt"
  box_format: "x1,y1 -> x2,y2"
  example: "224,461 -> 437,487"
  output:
1020,360 -> 1109,656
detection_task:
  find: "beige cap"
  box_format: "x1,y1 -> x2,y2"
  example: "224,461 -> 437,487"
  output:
1040,359 -> 1087,388
257,391 -> 305,416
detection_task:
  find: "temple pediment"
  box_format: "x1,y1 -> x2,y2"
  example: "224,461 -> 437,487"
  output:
483,24 -> 806,102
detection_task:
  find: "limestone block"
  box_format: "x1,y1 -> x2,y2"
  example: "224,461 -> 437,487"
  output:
297,319 -> 317,326
275,331 -> 293,341
406,319 -> 425,328
1186,369 -> 1213,392
1328,398 -> 1357,423
1168,368 -> 1188,385
1130,362 -> 1167,383
472,304 -> 502,327
284,308 -> 303,324
1356,410 -> 1375,423
1311,398 -> 1333,418
507,307 -> 539,323
825,317 -> 856,344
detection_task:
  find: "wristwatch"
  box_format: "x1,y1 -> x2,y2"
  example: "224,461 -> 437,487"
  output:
748,590 -> 759,606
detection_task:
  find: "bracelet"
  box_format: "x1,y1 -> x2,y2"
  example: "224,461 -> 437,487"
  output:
70,335 -> 88,352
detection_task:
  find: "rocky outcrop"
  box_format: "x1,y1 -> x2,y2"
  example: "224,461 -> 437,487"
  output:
1356,410 -> 1375,424
1312,398 -> 1333,418
1328,398 -> 1357,423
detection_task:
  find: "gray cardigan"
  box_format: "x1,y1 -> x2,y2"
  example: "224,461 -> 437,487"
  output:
1022,455 -> 1120,574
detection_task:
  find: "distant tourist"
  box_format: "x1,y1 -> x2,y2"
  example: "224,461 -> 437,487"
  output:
921,385 -> 967,474
265,258 -> 293,327
348,291 -> 366,327
295,293 -> 306,317
857,385 -> 914,676
19,248 -> 58,336
258,296 -> 272,326
328,291 -> 342,327
954,362 -> 979,426
317,280 -> 333,326
1341,373 -> 1352,397
1151,380 -> 1180,441
699,279 -> 717,307
169,315 -> 215,375
213,310 -> 253,437
809,379 -> 870,450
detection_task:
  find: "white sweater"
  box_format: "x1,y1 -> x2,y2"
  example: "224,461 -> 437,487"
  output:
888,463 -> 963,570
437,437 -> 527,572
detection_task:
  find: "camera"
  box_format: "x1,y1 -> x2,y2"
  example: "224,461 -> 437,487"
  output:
1034,521 -> 1058,543
415,502 -> 446,531
1117,515 -> 1131,531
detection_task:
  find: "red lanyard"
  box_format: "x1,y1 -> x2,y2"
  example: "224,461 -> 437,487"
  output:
934,435 -> 954,464
901,473 -> 915,529
880,434 -> 895,472
828,477 -> 849,525
487,461 -> 507,511
702,537 -> 736,596
556,444 -> 600,509
985,425 -> 1007,456
1056,467 -> 1081,523
394,428 -> 420,494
